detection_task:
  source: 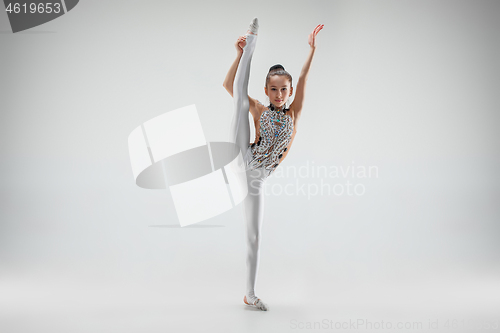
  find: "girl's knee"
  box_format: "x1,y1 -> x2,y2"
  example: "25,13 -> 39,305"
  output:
247,233 -> 260,246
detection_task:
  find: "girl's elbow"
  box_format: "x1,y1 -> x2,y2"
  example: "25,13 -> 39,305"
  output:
223,85 -> 233,96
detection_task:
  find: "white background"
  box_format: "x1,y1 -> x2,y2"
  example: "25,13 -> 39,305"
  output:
1,0 -> 499,332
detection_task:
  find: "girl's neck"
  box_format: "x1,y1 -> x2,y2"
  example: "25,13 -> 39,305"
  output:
269,103 -> 287,112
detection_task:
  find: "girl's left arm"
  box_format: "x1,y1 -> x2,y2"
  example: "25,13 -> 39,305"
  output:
290,24 -> 324,117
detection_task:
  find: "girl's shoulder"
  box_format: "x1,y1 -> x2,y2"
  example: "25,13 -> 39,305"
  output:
257,100 -> 267,109
256,100 -> 269,115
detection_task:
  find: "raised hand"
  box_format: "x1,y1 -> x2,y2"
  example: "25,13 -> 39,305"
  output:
235,35 -> 247,54
308,24 -> 324,48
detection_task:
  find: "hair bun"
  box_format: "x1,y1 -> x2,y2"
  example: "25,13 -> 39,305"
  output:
269,64 -> 285,72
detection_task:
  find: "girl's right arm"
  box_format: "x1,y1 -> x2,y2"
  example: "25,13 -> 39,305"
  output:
222,35 -> 246,97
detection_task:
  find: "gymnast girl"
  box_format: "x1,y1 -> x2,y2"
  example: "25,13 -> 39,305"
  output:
223,18 -> 323,311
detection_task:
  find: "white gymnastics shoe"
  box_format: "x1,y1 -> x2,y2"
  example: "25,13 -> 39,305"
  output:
254,299 -> 269,311
247,17 -> 259,35
244,295 -> 269,311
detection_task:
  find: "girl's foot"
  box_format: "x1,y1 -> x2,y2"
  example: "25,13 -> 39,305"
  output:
255,298 -> 269,311
247,17 -> 258,35
243,295 -> 269,311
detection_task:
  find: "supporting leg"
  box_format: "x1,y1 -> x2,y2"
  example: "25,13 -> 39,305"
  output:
243,168 -> 269,311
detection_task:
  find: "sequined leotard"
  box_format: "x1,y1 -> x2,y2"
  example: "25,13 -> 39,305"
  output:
247,102 -> 294,173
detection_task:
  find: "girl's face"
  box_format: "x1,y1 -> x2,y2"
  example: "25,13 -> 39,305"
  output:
265,75 -> 293,109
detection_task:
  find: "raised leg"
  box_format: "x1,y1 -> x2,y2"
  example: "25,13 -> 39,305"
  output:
229,19 -> 258,157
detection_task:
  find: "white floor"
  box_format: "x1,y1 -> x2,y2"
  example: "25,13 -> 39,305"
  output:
1,261 -> 499,333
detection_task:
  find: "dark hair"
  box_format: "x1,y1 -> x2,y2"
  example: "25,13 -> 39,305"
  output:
265,64 -> 293,88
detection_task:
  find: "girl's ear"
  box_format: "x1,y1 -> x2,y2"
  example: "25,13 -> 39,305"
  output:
264,86 -> 268,96
290,86 -> 294,96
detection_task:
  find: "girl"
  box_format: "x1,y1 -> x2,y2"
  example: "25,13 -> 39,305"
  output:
223,18 -> 323,311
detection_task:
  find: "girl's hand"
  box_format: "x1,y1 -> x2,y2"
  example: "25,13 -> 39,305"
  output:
235,35 -> 247,54
308,24 -> 324,48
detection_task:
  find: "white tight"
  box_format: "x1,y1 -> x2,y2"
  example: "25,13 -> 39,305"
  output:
229,33 -> 270,305
229,33 -> 256,154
